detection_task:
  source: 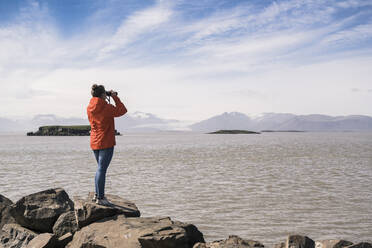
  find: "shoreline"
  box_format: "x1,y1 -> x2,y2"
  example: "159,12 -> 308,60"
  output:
1,188 -> 372,248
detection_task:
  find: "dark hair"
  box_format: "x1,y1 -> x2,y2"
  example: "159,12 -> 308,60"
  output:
91,84 -> 105,97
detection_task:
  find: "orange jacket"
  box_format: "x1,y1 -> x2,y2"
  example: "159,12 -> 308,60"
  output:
87,95 -> 127,150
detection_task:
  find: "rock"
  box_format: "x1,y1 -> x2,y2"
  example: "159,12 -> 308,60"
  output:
52,211 -> 78,238
0,223 -> 37,248
193,235 -> 264,248
286,235 -> 315,248
56,232 -> 74,248
10,188 -> 74,233
316,240 -> 353,248
66,215 -> 204,248
345,243 -> 372,248
74,192 -> 140,228
0,194 -> 16,229
172,220 -> 206,247
26,233 -> 57,248
274,242 -> 286,248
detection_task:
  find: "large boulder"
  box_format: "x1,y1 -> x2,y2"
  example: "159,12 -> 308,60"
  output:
193,235 -> 264,248
26,233 -> 57,248
316,240 -> 353,248
52,211 -> 78,238
0,223 -> 37,248
285,235 -> 315,248
0,194 -> 16,229
74,192 -> 140,228
10,188 -> 74,233
66,215 -> 204,248
52,211 -> 79,247
286,235 -> 315,248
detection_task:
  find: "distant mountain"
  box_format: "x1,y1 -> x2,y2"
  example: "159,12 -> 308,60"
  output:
275,114 -> 372,131
31,114 -> 88,127
116,111 -> 184,132
189,112 -> 254,132
2,111 -> 372,133
0,112 -> 186,133
189,112 -> 372,132
0,117 -> 25,132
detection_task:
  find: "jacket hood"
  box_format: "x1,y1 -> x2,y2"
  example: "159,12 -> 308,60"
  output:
87,97 -> 106,114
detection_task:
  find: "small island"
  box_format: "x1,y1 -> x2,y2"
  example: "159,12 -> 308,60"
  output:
208,130 -> 261,134
27,125 -> 121,136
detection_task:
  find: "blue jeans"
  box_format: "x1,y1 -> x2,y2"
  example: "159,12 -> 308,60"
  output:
93,147 -> 114,199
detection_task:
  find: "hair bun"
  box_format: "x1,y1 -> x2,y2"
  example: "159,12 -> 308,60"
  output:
92,84 -> 98,90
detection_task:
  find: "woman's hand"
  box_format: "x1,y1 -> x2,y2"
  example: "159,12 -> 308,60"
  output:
109,90 -> 118,96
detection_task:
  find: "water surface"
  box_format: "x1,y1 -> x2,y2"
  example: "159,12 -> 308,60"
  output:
0,132 -> 371,246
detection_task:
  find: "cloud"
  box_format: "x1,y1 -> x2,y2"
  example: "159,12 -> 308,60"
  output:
0,0 -> 372,119
322,23 -> 372,47
98,1 -> 173,59
351,88 -> 372,94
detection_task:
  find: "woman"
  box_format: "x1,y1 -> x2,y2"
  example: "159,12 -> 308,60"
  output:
87,84 -> 127,205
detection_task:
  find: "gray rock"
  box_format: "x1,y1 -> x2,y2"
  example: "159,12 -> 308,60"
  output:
345,243 -> 372,248
316,240 -> 353,248
74,192 -> 140,228
0,194 -> 16,230
26,233 -> 57,248
286,235 -> 315,248
10,188 -> 74,233
193,235 -> 264,248
52,211 -> 78,238
0,223 -> 37,248
66,215 -> 204,248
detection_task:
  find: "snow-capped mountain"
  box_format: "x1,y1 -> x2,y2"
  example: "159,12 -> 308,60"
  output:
115,111 -> 183,132
1,111 -> 372,133
31,114 -> 89,127
0,111 -> 185,133
189,112 -> 372,132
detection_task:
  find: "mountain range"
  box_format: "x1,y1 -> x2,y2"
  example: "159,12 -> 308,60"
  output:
1,111 -> 372,133
189,112 -> 372,132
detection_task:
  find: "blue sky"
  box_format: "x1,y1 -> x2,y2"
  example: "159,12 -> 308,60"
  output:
1,0 -> 372,121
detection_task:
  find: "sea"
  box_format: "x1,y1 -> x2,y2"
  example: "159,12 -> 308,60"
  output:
0,132 -> 371,246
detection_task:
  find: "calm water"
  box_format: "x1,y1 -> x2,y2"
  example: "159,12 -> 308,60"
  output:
0,132 -> 371,246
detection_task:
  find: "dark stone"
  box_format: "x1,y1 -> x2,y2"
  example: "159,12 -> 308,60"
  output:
52,211 -> 78,238
193,235 -> 264,248
10,188 -> 74,233
345,243 -> 372,248
67,215 -> 204,248
74,192 -> 140,228
286,235 -> 315,248
0,223 -> 37,248
174,220 -> 206,247
27,233 -> 57,248
0,194 -> 16,230
316,240 -> 353,248
139,220 -> 205,248
57,232 -> 74,248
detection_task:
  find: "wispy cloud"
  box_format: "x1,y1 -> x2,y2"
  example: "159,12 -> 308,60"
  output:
98,1 -> 173,59
0,0 -> 372,119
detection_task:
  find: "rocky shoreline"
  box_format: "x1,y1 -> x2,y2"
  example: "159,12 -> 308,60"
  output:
1,188 -> 371,248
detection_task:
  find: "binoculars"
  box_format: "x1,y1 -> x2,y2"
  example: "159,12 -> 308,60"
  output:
106,91 -> 117,96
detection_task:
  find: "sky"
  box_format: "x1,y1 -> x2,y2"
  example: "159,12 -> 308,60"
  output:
0,0 -> 372,121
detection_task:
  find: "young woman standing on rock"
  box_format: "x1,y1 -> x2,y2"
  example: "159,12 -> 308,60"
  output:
87,84 -> 127,206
